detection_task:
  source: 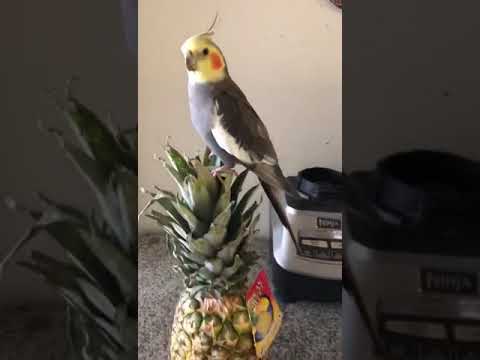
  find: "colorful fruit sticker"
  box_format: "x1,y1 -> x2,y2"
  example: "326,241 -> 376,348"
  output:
246,270 -> 283,359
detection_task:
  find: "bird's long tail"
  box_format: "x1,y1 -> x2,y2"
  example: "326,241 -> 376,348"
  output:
251,163 -> 299,245
252,163 -> 298,198
260,181 -> 298,246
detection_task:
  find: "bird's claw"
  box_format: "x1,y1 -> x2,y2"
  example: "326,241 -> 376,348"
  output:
211,166 -> 238,177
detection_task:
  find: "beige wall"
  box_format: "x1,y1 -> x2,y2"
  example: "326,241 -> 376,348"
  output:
139,0 -> 342,235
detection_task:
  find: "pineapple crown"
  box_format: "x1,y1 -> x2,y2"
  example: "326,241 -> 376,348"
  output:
140,145 -> 261,298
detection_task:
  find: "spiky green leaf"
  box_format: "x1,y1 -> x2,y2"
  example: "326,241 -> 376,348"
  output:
216,225 -> 248,265
190,238 -> 217,257
64,96 -> 126,172
191,158 -> 219,201
81,227 -> 137,303
165,144 -> 195,180
184,176 -> 213,222
155,197 -> 190,233
228,185 -> 259,240
230,169 -> 249,203
174,201 -> 208,237
221,255 -> 244,279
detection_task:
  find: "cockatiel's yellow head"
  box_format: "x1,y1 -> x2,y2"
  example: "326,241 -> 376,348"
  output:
180,16 -> 227,83
180,34 -> 227,83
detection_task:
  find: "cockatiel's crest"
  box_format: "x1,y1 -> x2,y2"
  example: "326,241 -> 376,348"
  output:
180,33 -> 227,84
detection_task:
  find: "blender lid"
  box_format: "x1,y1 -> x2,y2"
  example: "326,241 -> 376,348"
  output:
286,167 -> 345,211
376,150 -> 480,222
345,150 -> 480,256
297,167 -> 345,200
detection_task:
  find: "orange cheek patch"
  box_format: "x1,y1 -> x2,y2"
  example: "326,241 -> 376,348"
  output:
210,53 -> 223,70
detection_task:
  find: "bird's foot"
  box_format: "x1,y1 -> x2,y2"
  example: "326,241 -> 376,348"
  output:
211,165 -> 238,177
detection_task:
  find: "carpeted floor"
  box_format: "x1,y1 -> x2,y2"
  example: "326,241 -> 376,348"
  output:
139,234 -> 342,360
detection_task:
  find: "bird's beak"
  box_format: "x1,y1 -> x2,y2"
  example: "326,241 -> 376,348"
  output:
185,50 -> 197,71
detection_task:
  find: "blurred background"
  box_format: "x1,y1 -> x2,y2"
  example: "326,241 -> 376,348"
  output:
0,1 -> 136,357
344,1 -> 480,171
0,0 -> 136,307
138,0 -> 342,237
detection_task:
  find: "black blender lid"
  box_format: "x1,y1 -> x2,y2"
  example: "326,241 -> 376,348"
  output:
297,167 -> 344,199
286,167 -> 345,211
345,150 -> 480,256
376,150 -> 480,221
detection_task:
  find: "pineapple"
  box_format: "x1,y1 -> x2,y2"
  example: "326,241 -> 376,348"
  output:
0,89 -> 138,360
140,145 -> 262,360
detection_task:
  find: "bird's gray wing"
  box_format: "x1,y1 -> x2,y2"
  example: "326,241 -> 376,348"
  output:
212,78 -> 297,196
211,78 -> 278,166
212,80 -> 299,243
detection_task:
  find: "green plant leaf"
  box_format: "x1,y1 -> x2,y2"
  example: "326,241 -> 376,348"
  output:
174,201 -> 208,237
216,225 -> 247,265
81,227 -> 137,304
214,174 -> 234,217
64,96 -> 125,173
190,238 -> 217,257
227,185 -> 259,240
151,197 -> 188,232
202,202 -> 232,248
230,169 -> 249,203
242,199 -> 262,228
191,158 -> 219,202
221,255 -> 244,279
163,163 -> 190,200
185,176 -> 213,223
112,169 -> 137,255
12,200 -> 124,301
165,143 -> 196,180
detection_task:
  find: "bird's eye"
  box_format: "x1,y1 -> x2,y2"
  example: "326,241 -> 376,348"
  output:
202,48 -> 209,56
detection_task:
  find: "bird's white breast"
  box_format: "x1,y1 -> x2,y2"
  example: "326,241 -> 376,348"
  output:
211,112 -> 253,164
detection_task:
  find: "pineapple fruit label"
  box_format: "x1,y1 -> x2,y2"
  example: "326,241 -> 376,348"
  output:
246,270 -> 283,359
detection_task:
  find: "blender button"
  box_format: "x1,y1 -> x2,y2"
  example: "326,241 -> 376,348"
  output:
301,239 -> 329,248
331,242 -> 343,249
317,240 -> 329,248
301,239 -> 312,246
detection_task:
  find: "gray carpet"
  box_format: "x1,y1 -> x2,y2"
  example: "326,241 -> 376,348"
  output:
139,234 -> 342,360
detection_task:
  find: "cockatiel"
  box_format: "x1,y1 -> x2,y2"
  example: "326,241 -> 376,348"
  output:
180,24 -> 298,243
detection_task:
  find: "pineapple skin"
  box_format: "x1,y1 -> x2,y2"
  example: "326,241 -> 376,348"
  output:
170,292 -> 257,360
